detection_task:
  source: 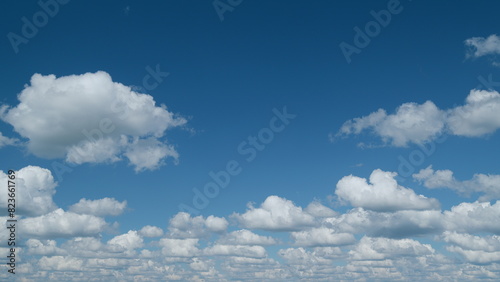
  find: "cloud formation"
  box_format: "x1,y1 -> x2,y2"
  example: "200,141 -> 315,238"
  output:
19,209 -> 107,239
335,169 -> 440,212
69,197 -> 127,217
0,166 -> 57,216
0,71 -> 186,171
465,34 -> 500,63
414,165 -> 500,201
5,166 -> 500,281
231,195 -> 317,231
168,212 -> 228,238
335,89 -> 500,146
0,132 -> 18,148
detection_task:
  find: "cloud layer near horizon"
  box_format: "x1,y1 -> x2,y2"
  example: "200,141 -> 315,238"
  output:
2,166 -> 500,281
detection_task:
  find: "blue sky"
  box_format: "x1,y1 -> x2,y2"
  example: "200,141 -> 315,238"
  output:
1,0 -> 500,280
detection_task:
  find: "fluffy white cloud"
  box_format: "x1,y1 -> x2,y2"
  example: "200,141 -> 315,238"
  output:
108,230 -> 143,250
38,256 -> 84,271
19,208 -> 107,238
159,238 -> 200,257
168,212 -> 228,238
443,231 -> 500,252
0,71 -> 186,171
304,201 -> 337,218
324,208 -> 443,238
203,244 -> 267,258
327,200 -> 500,238
349,236 -> 435,261
337,101 -> 445,146
123,137 -> 179,172
0,166 -> 57,216
335,169 -> 440,212
61,237 -> 108,258
414,165 -> 500,201
205,215 -> 230,233
11,194 -> 500,280
139,225 -> 164,237
443,232 -> 500,264
447,90 -> 500,137
278,247 -> 332,265
291,227 -> 355,247
189,257 -> 214,271
217,229 -> 277,246
231,195 -> 317,231
26,239 -> 65,256
69,197 -> 127,216
447,246 -> 500,265
465,34 -> 500,58
335,90 -> 500,146
443,201 -> 500,234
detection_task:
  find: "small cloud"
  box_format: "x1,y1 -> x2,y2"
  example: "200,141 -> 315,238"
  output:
123,5 -> 131,16
465,34 -> 500,65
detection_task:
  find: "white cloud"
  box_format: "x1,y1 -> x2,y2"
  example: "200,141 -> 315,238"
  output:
123,137 -> 179,172
447,90 -> 500,137
189,258 -> 213,271
168,212 -> 228,238
10,195 -> 500,280
0,132 -> 18,148
324,208 -> 443,238
291,227 -> 355,247
38,256 -> 85,271
349,236 -> 435,261
304,201 -> 337,218
159,238 -> 200,257
336,101 -> 445,147
335,169 -> 440,212
0,71 -> 186,171
414,165 -> 500,201
107,230 -> 144,254
443,232 -> 500,264
278,247 -> 332,265
19,208 -> 107,238
231,195 -> 317,231
203,244 -> 267,258
26,239 -> 65,256
465,34 -> 500,58
69,197 -> 127,217
443,231 -> 500,252
139,225 -> 164,237
328,200 -> 500,238
335,90 -> 500,146
0,166 -> 57,216
217,229 -> 277,246
443,201 -> 500,234
61,237 -> 108,258
447,246 -> 500,265
205,215 -> 229,233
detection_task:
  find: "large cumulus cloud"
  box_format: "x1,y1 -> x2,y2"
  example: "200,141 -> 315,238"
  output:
0,71 -> 186,171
